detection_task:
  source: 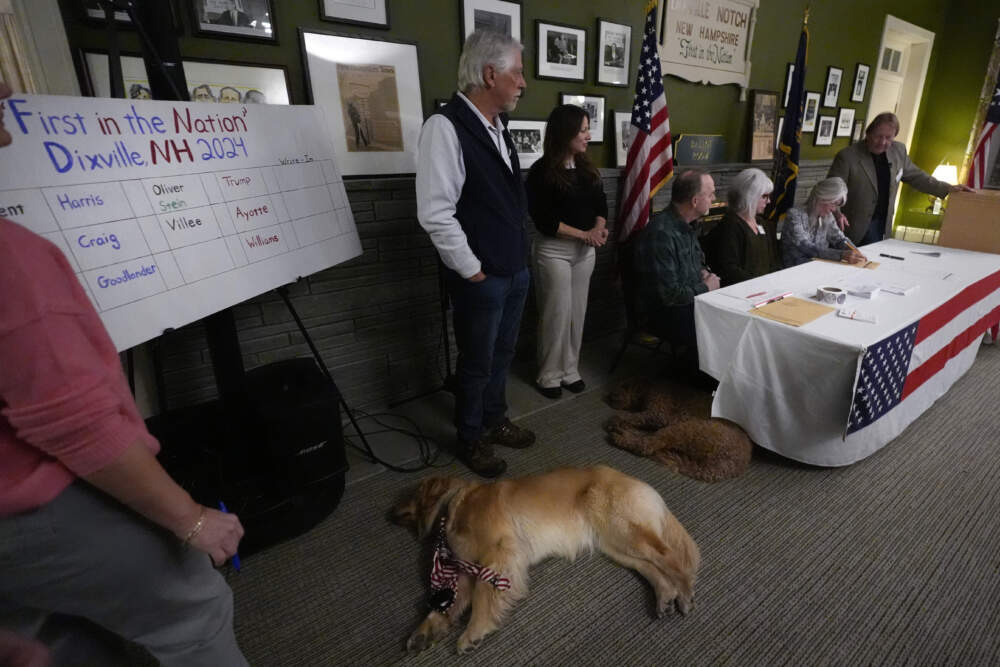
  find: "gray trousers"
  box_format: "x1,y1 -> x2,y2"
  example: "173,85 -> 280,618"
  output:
532,236 -> 596,388
0,481 -> 248,667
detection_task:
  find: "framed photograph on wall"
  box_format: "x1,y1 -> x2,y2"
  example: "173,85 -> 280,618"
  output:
507,119 -> 546,169
748,89 -> 778,162
538,21 -> 586,82
851,63 -> 871,102
836,107 -> 855,137
189,0 -> 277,43
461,0 -> 521,43
815,115 -> 835,146
823,66 -> 843,108
776,116 -> 784,149
300,29 -> 424,176
320,0 -> 388,29
782,63 -> 795,108
79,50 -> 291,105
802,91 -> 820,132
560,93 -> 605,143
853,119 -> 864,142
596,18 -> 631,87
614,111 -> 632,167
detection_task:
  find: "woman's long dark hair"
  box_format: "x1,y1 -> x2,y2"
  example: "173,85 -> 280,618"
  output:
536,104 -> 601,190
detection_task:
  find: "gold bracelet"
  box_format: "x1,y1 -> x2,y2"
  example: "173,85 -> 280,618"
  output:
183,507 -> 207,544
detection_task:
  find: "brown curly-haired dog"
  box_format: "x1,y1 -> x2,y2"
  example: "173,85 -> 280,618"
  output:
605,377 -> 752,482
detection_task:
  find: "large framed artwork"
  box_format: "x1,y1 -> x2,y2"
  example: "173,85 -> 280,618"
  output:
802,91 -> 820,132
461,0 -> 521,43
823,66 -> 843,108
614,111 -> 632,167
507,119 -> 546,169
189,0 -> 277,43
320,0 -> 389,29
300,29 -> 424,176
79,50 -> 290,105
748,89 -> 778,162
595,18 -> 631,87
560,93 -> 605,143
537,21 -> 586,82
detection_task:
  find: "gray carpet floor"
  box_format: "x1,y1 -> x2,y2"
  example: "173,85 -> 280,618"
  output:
226,343 -> 1000,666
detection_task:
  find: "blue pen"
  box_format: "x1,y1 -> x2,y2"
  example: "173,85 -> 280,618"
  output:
217,501 -> 242,572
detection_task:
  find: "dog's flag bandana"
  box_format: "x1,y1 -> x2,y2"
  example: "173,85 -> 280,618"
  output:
428,516 -> 511,612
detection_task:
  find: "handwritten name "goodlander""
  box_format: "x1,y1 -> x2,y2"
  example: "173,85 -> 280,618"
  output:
97,263 -> 157,288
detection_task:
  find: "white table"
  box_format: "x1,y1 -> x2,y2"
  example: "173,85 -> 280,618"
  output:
695,239 -> 1000,466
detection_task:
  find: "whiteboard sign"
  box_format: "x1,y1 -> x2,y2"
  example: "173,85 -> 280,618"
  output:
0,94 -> 360,351
658,0 -> 758,91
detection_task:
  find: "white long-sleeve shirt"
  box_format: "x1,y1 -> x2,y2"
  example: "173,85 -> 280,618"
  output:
415,92 -> 512,279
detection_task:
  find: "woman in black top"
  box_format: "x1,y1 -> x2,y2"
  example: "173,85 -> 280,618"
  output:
525,104 -> 608,399
703,167 -> 781,286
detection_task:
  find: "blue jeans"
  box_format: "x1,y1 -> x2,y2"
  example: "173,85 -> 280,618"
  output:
860,216 -> 886,245
447,267 -> 530,442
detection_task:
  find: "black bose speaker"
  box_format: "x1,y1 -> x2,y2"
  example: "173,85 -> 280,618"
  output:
151,358 -> 348,556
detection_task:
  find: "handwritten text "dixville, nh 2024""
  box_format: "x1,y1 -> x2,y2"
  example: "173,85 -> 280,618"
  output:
4,100 -> 252,175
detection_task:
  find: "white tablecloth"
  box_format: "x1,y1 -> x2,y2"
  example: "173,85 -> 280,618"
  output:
695,239 -> 1000,466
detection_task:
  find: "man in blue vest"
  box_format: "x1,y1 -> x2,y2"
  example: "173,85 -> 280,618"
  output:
416,30 -> 533,477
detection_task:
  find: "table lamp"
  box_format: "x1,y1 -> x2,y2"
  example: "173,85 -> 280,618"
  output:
930,162 -> 958,214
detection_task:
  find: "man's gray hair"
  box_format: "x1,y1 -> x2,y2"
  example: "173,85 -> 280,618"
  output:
806,176 -> 848,213
727,168 -> 773,219
457,30 -> 523,93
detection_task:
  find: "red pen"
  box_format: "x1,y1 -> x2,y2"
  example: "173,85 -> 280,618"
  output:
745,291 -> 767,298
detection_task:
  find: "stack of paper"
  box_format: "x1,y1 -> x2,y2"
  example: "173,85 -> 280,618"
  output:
880,280 -> 919,296
845,283 -> 881,299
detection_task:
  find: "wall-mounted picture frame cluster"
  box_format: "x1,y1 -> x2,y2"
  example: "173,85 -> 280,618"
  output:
462,0 -> 522,42
189,0 -> 277,43
560,93 -> 606,143
508,119 -> 546,168
300,29 -> 424,176
78,49 -> 291,105
320,0 -> 389,29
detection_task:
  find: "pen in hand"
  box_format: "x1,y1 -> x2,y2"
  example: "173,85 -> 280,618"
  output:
880,253 -> 904,260
218,501 -> 241,572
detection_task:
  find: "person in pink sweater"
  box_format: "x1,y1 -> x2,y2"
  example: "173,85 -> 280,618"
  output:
0,81 -> 248,665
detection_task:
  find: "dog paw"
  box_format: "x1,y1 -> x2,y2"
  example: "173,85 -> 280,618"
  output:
456,633 -> 483,654
656,598 -> 677,618
406,631 -> 432,653
675,594 -> 694,616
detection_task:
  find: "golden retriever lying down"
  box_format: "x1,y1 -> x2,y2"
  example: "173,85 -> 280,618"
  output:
391,465 -> 700,654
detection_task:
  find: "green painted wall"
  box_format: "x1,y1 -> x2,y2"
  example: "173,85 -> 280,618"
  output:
59,0 -> 993,173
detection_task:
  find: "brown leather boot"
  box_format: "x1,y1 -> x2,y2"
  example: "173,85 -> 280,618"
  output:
457,438 -> 507,478
481,418 -> 536,449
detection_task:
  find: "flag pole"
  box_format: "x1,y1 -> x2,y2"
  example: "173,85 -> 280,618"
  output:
959,19 -> 1000,185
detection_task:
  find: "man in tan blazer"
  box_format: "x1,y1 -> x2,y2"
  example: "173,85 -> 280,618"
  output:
828,112 -> 972,245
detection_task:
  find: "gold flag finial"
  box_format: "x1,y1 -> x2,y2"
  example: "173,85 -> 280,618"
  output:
804,6 -> 810,26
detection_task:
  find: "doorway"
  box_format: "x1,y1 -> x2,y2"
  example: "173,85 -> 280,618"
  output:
868,15 -> 935,150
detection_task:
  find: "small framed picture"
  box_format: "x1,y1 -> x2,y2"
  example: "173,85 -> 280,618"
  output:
461,0 -> 521,43
614,111 -> 633,167
823,66 -> 843,108
775,116 -> 784,149
836,107 -> 855,137
802,91 -> 821,132
596,18 -> 631,87
851,63 -> 871,103
301,29 -> 424,176
560,93 -> 605,143
815,115 -> 835,146
538,21 -> 586,82
189,0 -> 277,43
853,119 -> 864,142
507,119 -> 546,169
748,89 -> 778,162
320,0 -> 388,29
782,63 -> 795,108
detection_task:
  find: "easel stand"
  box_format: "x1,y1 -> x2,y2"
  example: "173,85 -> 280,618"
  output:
387,259 -> 455,408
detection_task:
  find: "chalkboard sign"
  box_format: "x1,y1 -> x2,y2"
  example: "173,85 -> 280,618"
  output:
674,134 -> 726,165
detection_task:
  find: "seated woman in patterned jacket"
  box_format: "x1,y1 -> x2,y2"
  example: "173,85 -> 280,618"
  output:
780,176 -> 867,267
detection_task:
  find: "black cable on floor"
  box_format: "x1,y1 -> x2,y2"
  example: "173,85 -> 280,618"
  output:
341,408 -> 456,473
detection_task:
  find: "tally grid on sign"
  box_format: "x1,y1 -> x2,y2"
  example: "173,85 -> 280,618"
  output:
428,515 -> 511,613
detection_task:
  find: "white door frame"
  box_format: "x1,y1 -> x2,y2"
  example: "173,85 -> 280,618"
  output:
870,15 -> 935,149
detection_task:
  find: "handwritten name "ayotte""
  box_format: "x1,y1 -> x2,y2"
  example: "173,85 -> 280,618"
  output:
235,204 -> 269,221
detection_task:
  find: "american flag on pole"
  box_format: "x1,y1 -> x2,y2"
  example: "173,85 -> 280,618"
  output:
847,270 -> 1000,434
617,0 -> 672,242
966,69 -> 1000,189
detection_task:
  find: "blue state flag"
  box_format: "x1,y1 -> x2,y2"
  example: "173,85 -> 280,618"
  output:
768,17 -> 809,223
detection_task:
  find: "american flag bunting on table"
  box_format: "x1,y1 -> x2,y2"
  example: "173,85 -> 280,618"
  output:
847,269 -> 1000,434
767,12 -> 808,224
617,0 -> 672,243
966,68 -> 1000,189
